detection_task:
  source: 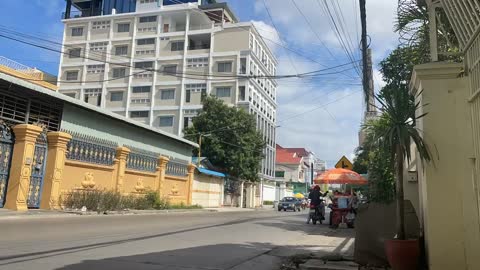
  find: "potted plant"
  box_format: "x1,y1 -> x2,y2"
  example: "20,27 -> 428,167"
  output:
367,88 -> 431,270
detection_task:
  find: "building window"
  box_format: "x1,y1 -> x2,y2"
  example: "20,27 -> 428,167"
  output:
84,88 -> 102,106
90,42 -> 108,52
159,116 -> 174,127
240,58 -> 247,74
185,83 -> 207,92
239,86 -> 246,101
68,48 -> 81,58
87,64 -> 105,74
132,86 -> 151,93
215,87 -> 231,98
184,116 -> 190,129
112,68 -> 126,78
162,65 -> 177,75
92,21 -> 110,30
138,27 -> 157,32
217,62 -> 232,72
171,41 -> 185,51
137,38 -> 155,45
64,92 -> 76,98
117,23 -> 130,33
185,90 -> 191,103
71,27 -> 83,36
139,16 -> 157,23
140,0 -> 156,3
135,49 -> 155,55
92,21 -> 109,30
201,89 -> 207,101
275,171 -> 285,178
187,57 -> 208,68
134,61 -> 154,69
66,71 -> 79,81
161,89 -> 175,100
131,98 -> 150,104
110,91 -> 123,101
130,111 -> 149,118
115,45 -> 128,56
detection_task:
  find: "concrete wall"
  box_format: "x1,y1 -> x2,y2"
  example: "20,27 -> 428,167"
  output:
411,62 -> 480,270
192,173 -> 223,207
213,28 -> 249,53
262,183 -> 276,202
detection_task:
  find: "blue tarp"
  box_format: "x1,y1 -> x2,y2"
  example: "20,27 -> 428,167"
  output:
197,167 -> 225,178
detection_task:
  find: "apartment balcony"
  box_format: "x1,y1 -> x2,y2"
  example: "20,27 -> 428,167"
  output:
187,34 -> 210,54
62,9 -> 102,19
188,44 -> 210,50
63,0 -> 136,20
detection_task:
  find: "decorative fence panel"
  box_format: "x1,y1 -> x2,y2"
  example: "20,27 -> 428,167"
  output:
64,131 -> 117,166
0,122 -> 14,208
166,159 -> 189,177
27,132 -> 48,208
125,146 -> 158,172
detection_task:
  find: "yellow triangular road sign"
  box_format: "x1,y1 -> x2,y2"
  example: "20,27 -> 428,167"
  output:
335,156 -> 353,170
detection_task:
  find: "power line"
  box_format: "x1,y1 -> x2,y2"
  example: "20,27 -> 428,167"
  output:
261,0 -> 299,76
290,0 -> 336,61
277,90 -> 361,123
165,0 -> 358,80
0,31 -> 361,82
317,0 -> 361,77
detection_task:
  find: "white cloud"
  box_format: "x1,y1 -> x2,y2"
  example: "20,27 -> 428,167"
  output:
251,20 -> 281,53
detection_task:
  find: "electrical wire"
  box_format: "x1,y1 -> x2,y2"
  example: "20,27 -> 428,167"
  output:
166,0 -> 358,80
0,29 -> 360,81
290,0 -> 336,61
277,90 -> 361,123
261,0 -> 299,76
317,0 -> 361,77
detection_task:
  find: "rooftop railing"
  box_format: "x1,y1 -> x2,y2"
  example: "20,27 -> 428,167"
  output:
62,9 -> 102,20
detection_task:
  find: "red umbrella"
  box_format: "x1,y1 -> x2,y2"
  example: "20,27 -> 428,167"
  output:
314,168 -> 368,185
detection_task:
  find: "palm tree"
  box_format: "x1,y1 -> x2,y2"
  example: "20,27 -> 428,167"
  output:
366,87 -> 431,239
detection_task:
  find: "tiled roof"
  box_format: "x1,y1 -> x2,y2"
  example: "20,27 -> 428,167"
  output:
284,147 -> 310,157
276,148 -> 302,164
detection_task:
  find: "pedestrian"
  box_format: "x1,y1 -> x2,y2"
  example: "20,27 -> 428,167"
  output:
306,185 -> 328,224
349,191 -> 359,214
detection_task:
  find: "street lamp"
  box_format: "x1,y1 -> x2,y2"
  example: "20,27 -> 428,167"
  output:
197,133 -> 211,166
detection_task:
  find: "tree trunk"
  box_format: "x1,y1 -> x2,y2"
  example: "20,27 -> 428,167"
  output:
395,144 -> 406,240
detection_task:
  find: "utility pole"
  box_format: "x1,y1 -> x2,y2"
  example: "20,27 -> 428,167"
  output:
359,0 -> 370,109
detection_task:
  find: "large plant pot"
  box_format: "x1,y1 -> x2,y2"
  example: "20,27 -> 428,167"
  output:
385,239 -> 420,270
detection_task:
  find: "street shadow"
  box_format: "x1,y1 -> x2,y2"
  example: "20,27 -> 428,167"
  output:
257,210 -> 354,236
51,242 -> 319,270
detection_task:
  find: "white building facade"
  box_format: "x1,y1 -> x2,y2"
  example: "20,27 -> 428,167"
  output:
59,0 -> 277,182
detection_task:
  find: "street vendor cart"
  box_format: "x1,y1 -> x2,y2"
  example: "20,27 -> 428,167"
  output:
314,168 -> 367,229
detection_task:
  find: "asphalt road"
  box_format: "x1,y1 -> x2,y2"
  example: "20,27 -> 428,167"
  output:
0,209 -> 340,270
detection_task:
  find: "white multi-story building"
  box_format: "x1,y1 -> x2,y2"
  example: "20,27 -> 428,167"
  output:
58,0 -> 277,181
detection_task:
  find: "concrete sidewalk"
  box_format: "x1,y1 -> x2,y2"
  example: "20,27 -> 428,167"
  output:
0,206 -> 271,220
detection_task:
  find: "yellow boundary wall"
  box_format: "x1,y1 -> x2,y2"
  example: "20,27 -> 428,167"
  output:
2,124 -> 195,211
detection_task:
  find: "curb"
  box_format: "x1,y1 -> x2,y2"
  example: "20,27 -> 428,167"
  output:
0,207 -> 271,220
0,209 -> 217,220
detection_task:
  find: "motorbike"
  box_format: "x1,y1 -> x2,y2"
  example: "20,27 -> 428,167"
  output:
309,201 -> 325,225
301,199 -> 308,210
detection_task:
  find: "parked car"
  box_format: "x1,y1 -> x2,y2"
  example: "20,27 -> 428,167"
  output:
277,197 -> 302,212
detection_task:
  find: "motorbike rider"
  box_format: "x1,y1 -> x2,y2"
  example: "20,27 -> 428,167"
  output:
306,185 -> 328,224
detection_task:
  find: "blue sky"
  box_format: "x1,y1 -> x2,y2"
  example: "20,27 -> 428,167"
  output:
0,0 -> 399,166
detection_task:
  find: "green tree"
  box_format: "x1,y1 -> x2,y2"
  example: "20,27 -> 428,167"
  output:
365,89 -> 431,240
184,96 -> 265,182
362,116 -> 396,204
